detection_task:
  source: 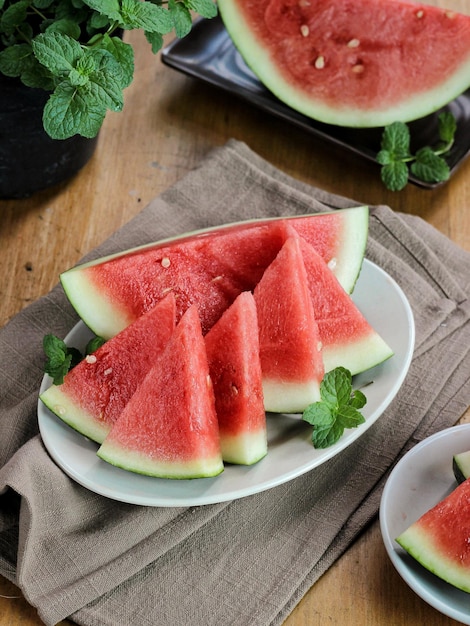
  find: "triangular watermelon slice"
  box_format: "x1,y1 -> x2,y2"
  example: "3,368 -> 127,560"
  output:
297,236 -> 394,374
253,237 -> 324,413
60,208 -> 368,340
396,478 -> 470,593
39,293 -> 177,444
205,291 -> 267,465
97,305 -> 224,479
218,0 -> 470,127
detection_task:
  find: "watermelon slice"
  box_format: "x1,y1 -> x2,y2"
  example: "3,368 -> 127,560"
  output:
396,478 -> 470,593
60,208 -> 368,339
296,235 -> 394,374
39,293 -> 176,444
205,291 -> 267,465
218,0 -> 470,127
97,305 -> 224,479
253,237 -> 324,413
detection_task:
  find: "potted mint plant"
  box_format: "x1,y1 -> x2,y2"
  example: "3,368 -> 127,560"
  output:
0,0 -> 216,197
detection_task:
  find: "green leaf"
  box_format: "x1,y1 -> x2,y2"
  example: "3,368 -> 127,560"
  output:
32,31 -> 83,77
43,81 -> 107,139
86,46 -> 125,105
45,18 -> 82,40
0,0 -> 29,35
380,121 -> 410,159
168,0 -> 193,39
380,160 -> 409,192
100,34 -> 134,87
120,0 -> 173,33
144,29 -> 163,53
43,334 -> 82,385
411,147 -> 450,184
82,0 -> 121,22
438,111 -> 457,145
85,336 -> 106,354
185,0 -> 217,19
0,43 -> 32,77
302,367 -> 368,449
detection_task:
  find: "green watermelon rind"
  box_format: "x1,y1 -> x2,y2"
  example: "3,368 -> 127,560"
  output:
453,450 -> 470,484
221,430 -> 268,465
97,439 -> 225,480
262,379 -> 321,414
40,382 -> 111,444
396,523 -> 470,594
321,330 -> 394,375
60,207 -> 368,339
217,0 -> 470,127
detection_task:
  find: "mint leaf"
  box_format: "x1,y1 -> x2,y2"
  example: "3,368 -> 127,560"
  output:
185,0 -> 218,19
82,0 -> 121,22
380,121 -> 410,159
380,160 -> 409,192
0,0 -> 29,35
32,31 -> 83,76
411,146 -> 450,184
438,111 -> 457,145
119,0 -> 173,33
100,34 -> 134,87
168,0 -> 193,39
43,81 -> 107,139
43,334 -> 82,385
378,113 -> 457,191
85,336 -> 106,354
302,367 -> 367,449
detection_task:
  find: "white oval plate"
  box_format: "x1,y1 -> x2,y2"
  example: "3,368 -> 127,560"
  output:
380,424 -> 470,624
38,258 -> 414,507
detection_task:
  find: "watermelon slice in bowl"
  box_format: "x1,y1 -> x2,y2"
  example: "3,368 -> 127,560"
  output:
380,424 -> 470,624
38,257 -> 415,507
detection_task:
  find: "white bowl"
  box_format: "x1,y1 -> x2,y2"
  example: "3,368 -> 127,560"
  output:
380,424 -> 470,624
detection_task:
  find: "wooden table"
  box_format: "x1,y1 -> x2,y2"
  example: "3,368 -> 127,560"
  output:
1,2 -> 469,623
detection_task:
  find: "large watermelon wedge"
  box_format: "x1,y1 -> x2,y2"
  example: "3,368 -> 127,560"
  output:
296,236 -> 394,374
217,0 -> 470,127
39,293 -> 176,444
253,237 -> 324,413
205,291 -> 267,465
97,305 -> 224,479
396,477 -> 470,593
60,208 -> 368,340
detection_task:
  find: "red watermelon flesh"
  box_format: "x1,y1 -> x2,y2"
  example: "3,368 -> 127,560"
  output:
60,208 -> 368,340
39,293 -> 177,444
97,305 -> 224,479
253,237 -> 324,413
218,0 -> 470,127
296,236 -> 394,374
205,291 -> 267,465
396,478 -> 470,593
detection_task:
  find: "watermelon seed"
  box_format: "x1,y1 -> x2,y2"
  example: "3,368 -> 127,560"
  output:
298,0 -> 310,6
347,38 -> 360,48
161,257 -> 171,268
300,24 -> 309,37
231,384 -> 239,395
416,10 -> 424,18
104,367 -> 113,376
86,354 -> 97,364
54,404 -> 66,416
445,11 -> 456,19
327,258 -> 337,270
314,56 -> 325,69
352,63 -> 364,74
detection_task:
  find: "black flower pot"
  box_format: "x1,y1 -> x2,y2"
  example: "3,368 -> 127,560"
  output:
0,75 -> 99,199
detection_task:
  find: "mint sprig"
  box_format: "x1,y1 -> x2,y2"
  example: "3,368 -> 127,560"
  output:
302,367 -> 367,449
43,333 -> 105,385
377,112 -> 457,191
0,0 -> 218,139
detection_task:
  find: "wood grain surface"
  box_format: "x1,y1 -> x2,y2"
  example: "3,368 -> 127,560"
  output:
1,1 -> 469,623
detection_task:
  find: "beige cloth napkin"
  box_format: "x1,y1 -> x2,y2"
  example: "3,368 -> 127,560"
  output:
1,140 -> 469,626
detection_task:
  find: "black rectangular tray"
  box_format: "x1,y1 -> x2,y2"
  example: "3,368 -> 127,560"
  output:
162,17 -> 470,189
